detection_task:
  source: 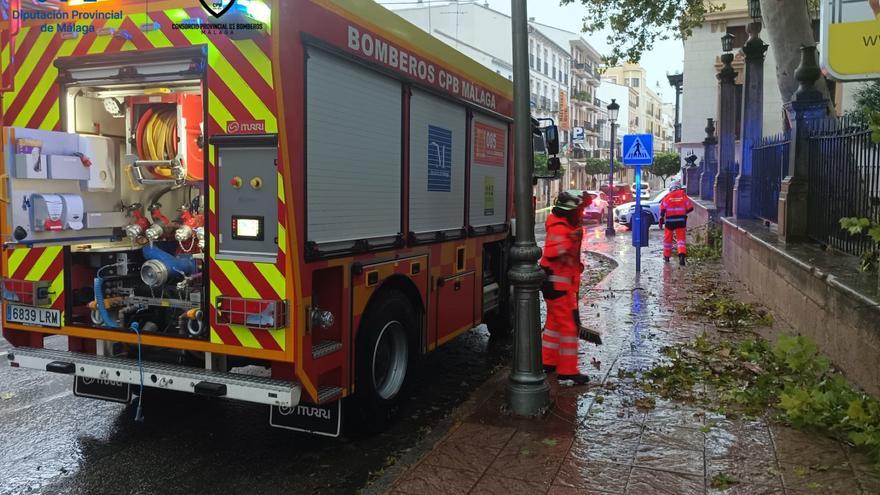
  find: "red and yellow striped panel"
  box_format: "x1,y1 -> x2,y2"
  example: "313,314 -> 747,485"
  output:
1,7 -> 288,353
4,247 -> 65,313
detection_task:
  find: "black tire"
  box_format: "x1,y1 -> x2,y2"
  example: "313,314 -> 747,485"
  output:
354,290 -> 416,430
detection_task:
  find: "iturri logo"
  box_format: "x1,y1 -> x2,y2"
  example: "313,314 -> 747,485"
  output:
200,0 -> 237,18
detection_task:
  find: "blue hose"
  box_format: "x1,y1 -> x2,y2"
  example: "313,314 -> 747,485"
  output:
142,244 -> 196,275
94,276 -> 120,329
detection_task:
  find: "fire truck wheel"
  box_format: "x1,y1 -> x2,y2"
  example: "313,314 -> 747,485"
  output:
355,290 -> 416,427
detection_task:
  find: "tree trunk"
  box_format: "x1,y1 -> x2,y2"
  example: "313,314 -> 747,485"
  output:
761,0 -> 831,104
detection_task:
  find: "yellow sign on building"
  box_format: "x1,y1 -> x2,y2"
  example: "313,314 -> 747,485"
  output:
821,0 -> 880,80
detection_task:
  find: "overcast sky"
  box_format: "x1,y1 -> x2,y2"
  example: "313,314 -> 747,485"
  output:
376,0 -> 685,103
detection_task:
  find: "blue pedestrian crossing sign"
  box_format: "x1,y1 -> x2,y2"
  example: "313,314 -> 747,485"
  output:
622,134 -> 654,167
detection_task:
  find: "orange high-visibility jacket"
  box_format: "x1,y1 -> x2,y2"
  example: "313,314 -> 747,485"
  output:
660,189 -> 694,229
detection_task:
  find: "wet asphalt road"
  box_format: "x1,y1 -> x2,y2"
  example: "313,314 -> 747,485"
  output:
0,223 -> 616,495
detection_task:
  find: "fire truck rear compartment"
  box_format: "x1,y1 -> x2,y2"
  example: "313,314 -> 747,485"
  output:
60,77 -> 209,344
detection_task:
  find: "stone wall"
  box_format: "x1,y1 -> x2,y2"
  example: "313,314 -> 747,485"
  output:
722,219 -> 880,396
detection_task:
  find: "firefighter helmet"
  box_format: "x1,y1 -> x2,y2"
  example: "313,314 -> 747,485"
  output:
553,190 -> 582,211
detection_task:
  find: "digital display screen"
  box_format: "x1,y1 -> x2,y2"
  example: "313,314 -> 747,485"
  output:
232,216 -> 264,241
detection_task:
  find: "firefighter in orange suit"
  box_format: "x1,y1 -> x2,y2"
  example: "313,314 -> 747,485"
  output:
659,182 -> 694,266
540,191 -> 590,385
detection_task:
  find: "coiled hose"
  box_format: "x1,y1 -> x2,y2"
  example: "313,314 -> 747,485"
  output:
136,108 -> 178,178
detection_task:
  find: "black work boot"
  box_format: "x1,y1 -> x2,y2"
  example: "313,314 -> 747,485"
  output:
679,254 -> 687,266
557,373 -> 590,385
664,256 -> 670,263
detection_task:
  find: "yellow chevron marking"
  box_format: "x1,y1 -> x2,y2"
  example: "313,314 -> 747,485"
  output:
208,281 -> 222,345
230,325 -> 260,348
216,260 -> 259,299
4,28 -> 46,114
89,17 -> 125,54
277,173 -> 283,202
268,329 -> 285,350
48,272 -> 64,309
208,184 -> 216,214
255,263 -> 285,299
24,247 -> 61,281
207,89 -> 234,131
6,249 -> 28,276
234,39 -> 273,88
207,47 -> 276,131
14,40 -> 77,128
129,13 -> 173,49
277,224 -> 287,255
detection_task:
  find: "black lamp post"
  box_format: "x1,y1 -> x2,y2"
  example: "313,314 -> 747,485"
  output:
666,73 -> 683,143
605,99 -> 620,237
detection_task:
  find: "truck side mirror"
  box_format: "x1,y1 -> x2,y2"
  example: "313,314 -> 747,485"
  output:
548,156 -> 561,172
544,125 -> 560,155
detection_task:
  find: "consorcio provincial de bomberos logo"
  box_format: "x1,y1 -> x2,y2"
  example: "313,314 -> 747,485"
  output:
200,0 -> 237,18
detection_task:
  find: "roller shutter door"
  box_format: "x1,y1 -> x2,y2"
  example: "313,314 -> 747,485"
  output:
306,49 -> 402,246
469,114 -> 509,228
408,89 -> 467,236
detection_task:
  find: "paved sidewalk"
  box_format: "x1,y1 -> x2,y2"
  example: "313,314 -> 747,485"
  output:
381,228 -> 880,495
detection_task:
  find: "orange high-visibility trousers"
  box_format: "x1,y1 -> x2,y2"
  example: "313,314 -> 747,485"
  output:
663,227 -> 687,257
541,274 -> 580,375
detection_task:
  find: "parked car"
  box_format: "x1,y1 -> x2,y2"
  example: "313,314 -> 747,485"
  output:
599,184 -> 634,206
582,190 -> 609,222
632,181 -> 651,200
614,188 -> 671,229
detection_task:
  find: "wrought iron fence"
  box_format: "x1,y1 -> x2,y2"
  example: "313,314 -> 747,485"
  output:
807,115 -> 880,257
751,131 -> 791,223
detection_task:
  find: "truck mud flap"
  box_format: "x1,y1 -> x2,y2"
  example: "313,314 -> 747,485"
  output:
74,376 -> 132,404
270,401 -> 342,438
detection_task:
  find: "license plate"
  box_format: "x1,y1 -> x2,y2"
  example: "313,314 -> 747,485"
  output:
270,401 -> 342,437
74,376 -> 132,403
6,304 -> 61,328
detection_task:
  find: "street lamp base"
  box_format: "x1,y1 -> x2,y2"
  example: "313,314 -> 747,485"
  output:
505,377 -> 551,417
605,227 -> 616,237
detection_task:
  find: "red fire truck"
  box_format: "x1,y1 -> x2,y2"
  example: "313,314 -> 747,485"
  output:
0,0 -> 521,436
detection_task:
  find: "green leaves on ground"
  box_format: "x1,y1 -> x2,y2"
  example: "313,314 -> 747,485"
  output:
641,334 -> 880,472
685,296 -> 773,330
687,226 -> 723,262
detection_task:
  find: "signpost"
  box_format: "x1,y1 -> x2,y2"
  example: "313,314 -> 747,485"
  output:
622,134 -> 654,273
820,0 -> 880,81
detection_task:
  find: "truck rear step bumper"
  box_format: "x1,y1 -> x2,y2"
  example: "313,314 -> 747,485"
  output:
8,347 -> 301,408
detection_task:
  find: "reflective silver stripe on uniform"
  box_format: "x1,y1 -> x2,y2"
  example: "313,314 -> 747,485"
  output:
559,336 -> 579,344
543,329 -> 561,338
547,275 -> 572,284
559,348 -> 578,355
542,342 -> 560,349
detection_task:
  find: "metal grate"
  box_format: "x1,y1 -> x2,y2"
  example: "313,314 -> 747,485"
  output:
312,341 -> 342,359
216,296 -> 288,330
807,115 -> 880,257
752,131 -> 791,223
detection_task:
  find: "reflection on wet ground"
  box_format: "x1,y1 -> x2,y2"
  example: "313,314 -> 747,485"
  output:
0,314 -> 515,494
384,226 -> 880,495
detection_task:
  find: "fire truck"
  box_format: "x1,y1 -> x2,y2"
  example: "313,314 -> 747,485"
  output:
0,0 -> 526,436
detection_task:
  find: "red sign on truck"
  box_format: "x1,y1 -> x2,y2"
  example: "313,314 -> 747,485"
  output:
473,122 -> 506,166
